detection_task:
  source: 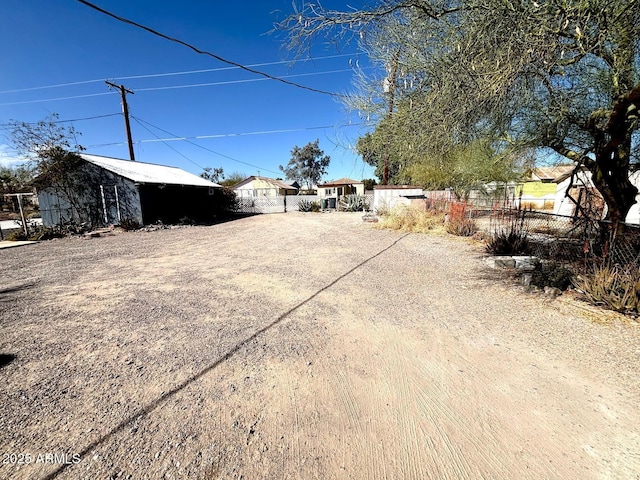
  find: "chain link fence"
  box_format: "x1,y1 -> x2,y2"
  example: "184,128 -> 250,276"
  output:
475,207 -> 640,267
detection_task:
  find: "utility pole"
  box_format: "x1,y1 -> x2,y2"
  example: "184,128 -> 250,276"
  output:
106,81 -> 135,161
383,49 -> 401,185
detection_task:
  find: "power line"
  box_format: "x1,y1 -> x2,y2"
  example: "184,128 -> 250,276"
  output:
0,68 -> 356,107
135,69 -> 353,92
131,116 -> 205,170
77,0 -> 346,98
86,123 -> 360,146
130,116 -> 282,175
0,113 -> 121,129
0,91 -> 115,107
0,54 -> 356,95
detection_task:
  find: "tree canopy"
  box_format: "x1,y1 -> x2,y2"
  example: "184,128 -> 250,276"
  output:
279,139 -> 331,190
281,0 -> 640,222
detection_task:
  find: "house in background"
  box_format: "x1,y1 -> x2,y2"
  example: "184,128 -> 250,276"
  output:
37,153 -> 222,227
232,176 -> 298,198
554,169 -> 640,224
516,165 -> 575,210
317,178 -> 365,199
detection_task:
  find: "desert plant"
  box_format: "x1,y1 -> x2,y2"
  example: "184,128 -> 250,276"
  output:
486,212 -> 530,255
374,201 -> 391,216
531,261 -> 574,290
446,217 -> 478,237
486,229 -> 530,255
376,205 -> 445,234
573,263 -> 640,315
340,194 -> 370,212
298,199 -> 312,212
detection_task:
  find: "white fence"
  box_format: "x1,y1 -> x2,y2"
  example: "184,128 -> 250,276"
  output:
235,195 -> 320,214
234,194 -> 374,214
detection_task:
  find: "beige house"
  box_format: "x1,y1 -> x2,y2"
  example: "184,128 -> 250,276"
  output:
232,176 -> 298,198
317,178 -> 365,199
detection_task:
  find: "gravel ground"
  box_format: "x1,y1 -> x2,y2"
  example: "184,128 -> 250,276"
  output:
1,212 -> 639,479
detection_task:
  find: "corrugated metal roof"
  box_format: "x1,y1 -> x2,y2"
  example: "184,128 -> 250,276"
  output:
531,166 -> 574,182
81,154 -> 221,187
318,177 -> 362,187
232,176 -> 298,190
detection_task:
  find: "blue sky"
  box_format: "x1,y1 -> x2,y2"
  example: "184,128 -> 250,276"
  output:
0,0 -> 375,182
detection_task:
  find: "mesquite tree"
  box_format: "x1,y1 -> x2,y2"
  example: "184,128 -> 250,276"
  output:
280,0 -> 640,223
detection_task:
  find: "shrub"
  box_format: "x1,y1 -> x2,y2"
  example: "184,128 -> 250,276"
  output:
531,261 -> 574,290
5,225 -> 64,241
375,201 -> 391,216
298,199 -> 321,212
573,264 -> 640,315
340,194 -> 370,212
486,213 -> 530,255
446,201 -> 478,236
446,217 -> 478,236
376,205 -> 445,233
119,218 -> 140,231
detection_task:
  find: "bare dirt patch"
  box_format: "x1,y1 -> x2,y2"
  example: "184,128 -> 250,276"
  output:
1,212 -> 639,479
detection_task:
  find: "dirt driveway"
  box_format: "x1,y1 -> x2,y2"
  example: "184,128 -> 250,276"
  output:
1,212 -> 639,479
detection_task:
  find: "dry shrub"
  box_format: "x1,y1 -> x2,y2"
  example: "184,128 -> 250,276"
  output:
376,205 -> 445,233
446,202 -> 477,236
573,263 -> 640,315
446,217 -> 478,236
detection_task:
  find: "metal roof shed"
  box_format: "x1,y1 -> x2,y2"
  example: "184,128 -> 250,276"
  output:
37,154 -> 222,227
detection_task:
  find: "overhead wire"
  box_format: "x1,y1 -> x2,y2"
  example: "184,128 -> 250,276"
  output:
86,123 -> 360,146
0,113 -> 121,129
0,92 -> 116,107
131,116 -> 205,170
0,54 -> 356,95
130,115 -> 282,175
0,68 -> 357,106
76,0 -> 346,98
135,69 -> 353,92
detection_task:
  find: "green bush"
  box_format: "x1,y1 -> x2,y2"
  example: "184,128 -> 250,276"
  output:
340,194 -> 370,212
298,199 -> 321,212
573,264 -> 640,315
532,261 -> 574,290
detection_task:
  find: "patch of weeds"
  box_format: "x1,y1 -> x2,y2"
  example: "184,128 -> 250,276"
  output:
573,263 -> 640,315
531,261 -> 574,290
446,217 -> 478,237
376,205 -> 445,234
119,218 -> 141,231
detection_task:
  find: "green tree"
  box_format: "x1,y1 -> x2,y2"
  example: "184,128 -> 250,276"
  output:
219,171 -> 247,187
362,178 -> 377,191
281,0 -> 640,223
279,139 -> 330,190
200,167 -> 224,183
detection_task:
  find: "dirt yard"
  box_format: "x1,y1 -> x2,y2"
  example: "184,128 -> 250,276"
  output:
1,212 -> 639,479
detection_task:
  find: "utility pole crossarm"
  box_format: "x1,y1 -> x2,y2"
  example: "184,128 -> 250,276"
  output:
106,81 -> 135,161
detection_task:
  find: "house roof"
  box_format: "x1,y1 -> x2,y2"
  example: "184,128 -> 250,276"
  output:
530,166 -> 575,182
81,154 -> 221,187
232,176 -> 298,190
318,177 -> 363,187
373,185 -> 423,190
